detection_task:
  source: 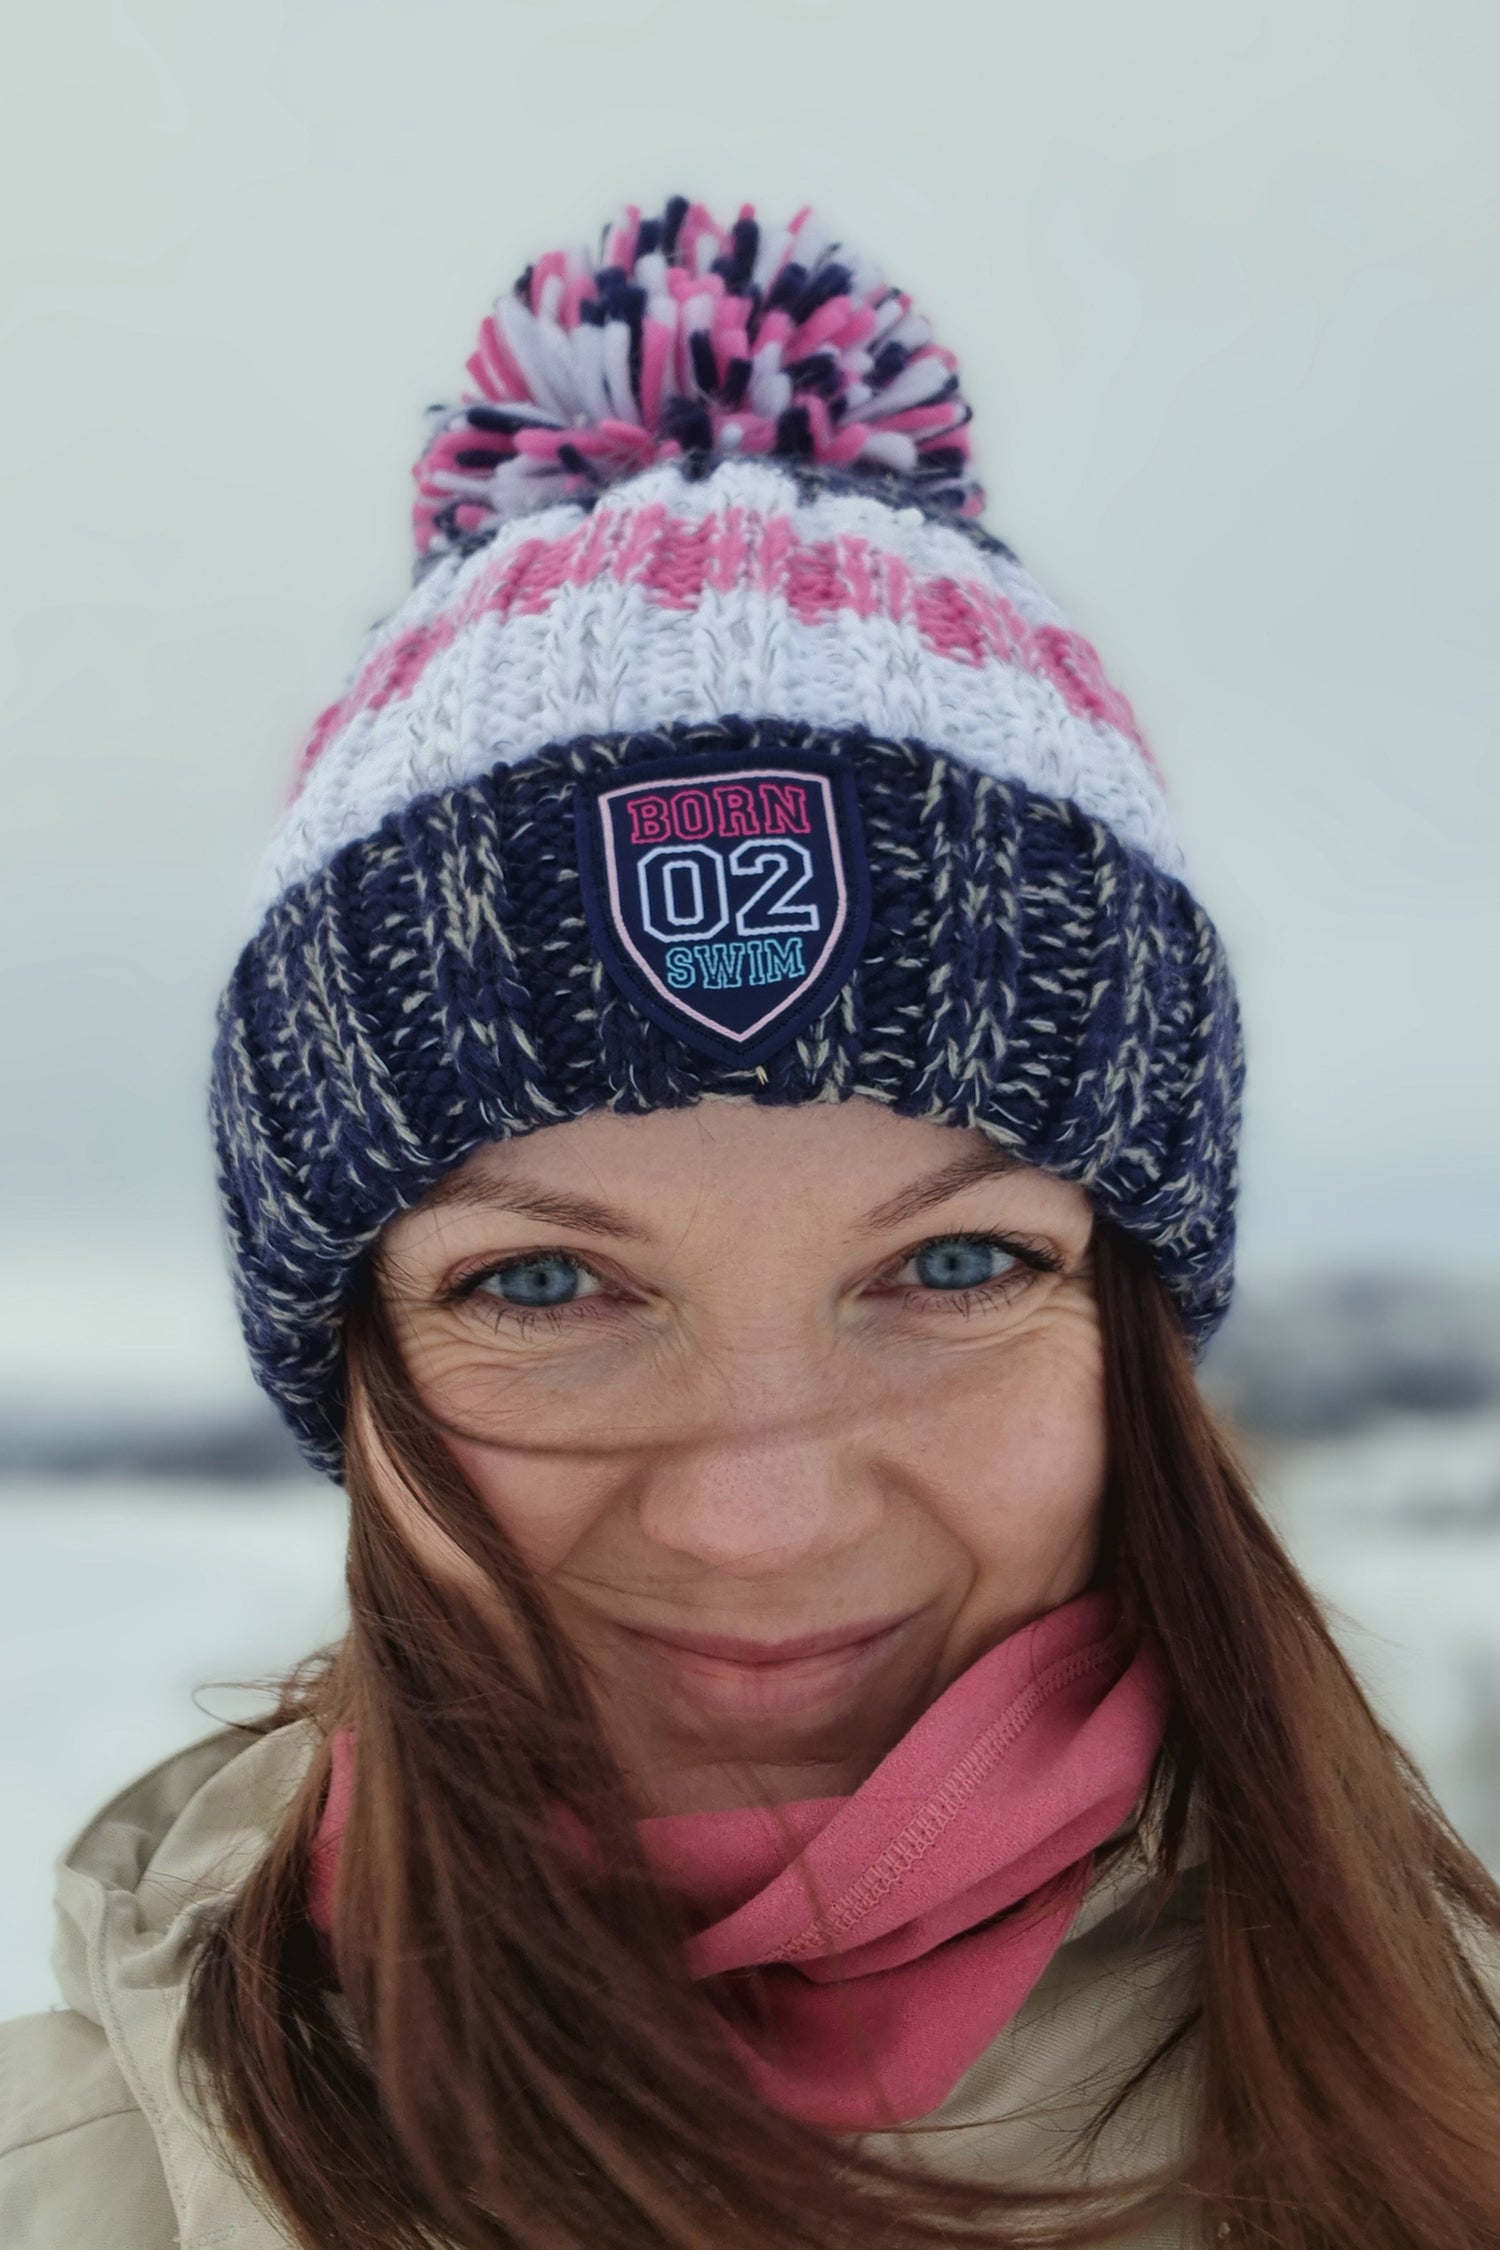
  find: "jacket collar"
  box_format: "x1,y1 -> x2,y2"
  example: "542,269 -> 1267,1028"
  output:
52,1719 -> 1208,2247
54,1723 -> 314,2248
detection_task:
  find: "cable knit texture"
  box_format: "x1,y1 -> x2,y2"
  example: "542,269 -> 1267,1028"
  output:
210,198 -> 1243,1474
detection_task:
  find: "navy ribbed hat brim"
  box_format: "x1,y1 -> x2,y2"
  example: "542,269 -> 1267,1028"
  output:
212,719 -> 1242,1476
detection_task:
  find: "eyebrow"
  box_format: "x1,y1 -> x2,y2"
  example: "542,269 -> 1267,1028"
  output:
414,1170 -> 653,1243
857,1144 -> 1024,1233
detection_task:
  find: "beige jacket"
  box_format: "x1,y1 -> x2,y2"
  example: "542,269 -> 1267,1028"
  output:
0,1723 -> 1208,2248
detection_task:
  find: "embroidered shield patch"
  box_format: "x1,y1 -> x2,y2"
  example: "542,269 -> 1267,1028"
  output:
576,749 -> 871,1065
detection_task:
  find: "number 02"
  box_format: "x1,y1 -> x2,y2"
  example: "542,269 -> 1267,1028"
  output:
729,840 -> 818,936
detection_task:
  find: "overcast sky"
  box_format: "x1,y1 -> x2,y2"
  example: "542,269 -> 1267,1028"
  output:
3,0 -> 1497,1402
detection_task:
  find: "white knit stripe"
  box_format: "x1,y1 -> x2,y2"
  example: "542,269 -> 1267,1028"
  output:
251,590 -> 1183,920
287,468 -> 1144,806
404,463 -> 1085,724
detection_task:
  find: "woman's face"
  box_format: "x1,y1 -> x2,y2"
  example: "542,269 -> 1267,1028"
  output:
377,1098 -> 1105,1814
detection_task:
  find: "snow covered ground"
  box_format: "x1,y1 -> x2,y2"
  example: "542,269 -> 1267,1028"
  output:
1,1477 -> 347,2020
1255,1411 -> 1500,1869
2,1420 -> 1498,2022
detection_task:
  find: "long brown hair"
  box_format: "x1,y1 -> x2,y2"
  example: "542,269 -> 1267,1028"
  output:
182,1225 -> 1500,2248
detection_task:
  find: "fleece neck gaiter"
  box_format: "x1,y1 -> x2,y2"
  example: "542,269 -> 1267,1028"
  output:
309,1587 -> 1169,2130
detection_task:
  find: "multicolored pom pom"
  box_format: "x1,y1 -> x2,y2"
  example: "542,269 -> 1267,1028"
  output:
413,196 -> 984,558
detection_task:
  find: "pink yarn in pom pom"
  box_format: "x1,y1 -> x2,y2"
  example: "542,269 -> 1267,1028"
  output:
412,198 -> 984,559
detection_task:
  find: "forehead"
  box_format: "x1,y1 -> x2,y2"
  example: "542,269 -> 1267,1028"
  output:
385,1099 -> 1091,1256
422,1099 -> 995,1200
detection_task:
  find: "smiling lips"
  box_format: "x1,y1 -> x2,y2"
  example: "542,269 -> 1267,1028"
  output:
620,1615 -> 915,1721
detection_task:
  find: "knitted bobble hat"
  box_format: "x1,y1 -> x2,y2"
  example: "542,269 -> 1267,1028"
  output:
213,196 -> 1243,1476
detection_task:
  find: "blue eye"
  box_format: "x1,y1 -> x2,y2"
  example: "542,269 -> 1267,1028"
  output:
909,1236 -> 1018,1291
478,1254 -> 594,1309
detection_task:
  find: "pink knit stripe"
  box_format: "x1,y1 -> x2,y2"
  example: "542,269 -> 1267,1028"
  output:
291,505 -> 1152,796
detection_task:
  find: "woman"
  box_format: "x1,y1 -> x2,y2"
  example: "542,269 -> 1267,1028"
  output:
2,197 -> 1497,2250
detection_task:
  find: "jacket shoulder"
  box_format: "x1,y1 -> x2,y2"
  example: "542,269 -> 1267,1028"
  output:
0,2009 -> 177,2250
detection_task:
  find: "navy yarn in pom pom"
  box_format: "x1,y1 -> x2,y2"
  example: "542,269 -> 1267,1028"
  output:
413,199 -> 983,560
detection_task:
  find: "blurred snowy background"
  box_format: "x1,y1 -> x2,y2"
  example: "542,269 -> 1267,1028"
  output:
3,0 -> 1498,2020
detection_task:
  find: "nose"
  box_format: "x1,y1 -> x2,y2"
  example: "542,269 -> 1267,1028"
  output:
634,1436 -> 884,1576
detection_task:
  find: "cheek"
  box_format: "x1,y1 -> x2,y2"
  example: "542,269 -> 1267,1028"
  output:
885,1311 -> 1108,1577
444,1433 -> 619,1574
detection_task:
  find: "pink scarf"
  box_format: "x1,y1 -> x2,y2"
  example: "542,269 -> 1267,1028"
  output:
309,1588 -> 1168,2129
